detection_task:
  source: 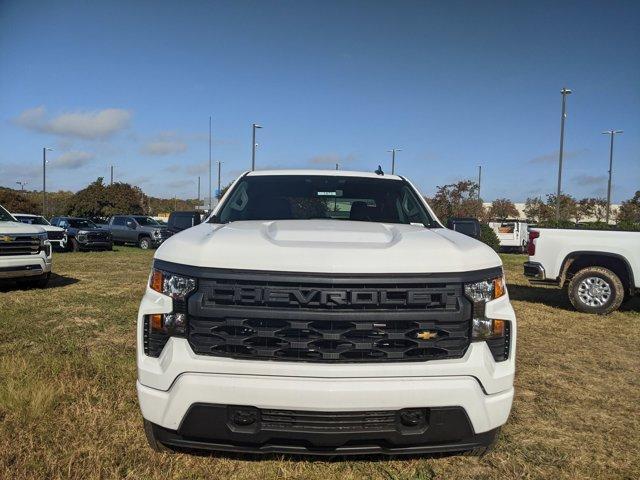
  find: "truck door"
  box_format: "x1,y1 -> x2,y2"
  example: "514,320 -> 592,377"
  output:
111,216 -> 127,242
125,217 -> 139,242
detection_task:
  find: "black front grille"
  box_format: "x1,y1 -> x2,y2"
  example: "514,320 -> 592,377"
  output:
87,231 -> 109,241
260,408 -> 399,432
186,273 -> 472,363
0,235 -> 40,256
46,231 -> 65,240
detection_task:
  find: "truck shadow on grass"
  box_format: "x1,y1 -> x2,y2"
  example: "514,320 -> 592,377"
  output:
0,273 -> 79,292
507,283 -> 640,313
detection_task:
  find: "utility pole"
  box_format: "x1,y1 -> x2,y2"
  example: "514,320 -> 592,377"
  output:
110,165 -> 114,185
16,180 -> 28,191
556,87 -> 572,224
251,123 -> 262,171
197,176 -> 201,202
477,165 -> 482,200
387,148 -> 402,174
335,163 -> 339,170
602,130 -> 623,224
42,147 -> 53,217
208,116 -> 212,211
217,161 -> 222,199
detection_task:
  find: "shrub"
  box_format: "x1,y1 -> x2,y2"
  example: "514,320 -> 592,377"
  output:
479,223 -> 500,252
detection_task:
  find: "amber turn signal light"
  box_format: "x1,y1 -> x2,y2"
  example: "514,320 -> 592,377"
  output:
150,269 -> 163,293
493,277 -> 505,299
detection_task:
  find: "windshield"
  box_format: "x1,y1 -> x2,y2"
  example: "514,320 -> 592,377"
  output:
15,215 -> 50,226
133,216 -> 159,226
0,205 -> 16,222
69,219 -> 97,229
216,175 -> 437,226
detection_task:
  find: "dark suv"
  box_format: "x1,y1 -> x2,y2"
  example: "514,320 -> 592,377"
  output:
50,217 -> 113,251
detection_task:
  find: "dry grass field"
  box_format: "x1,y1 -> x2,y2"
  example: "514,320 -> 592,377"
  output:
1,248 -> 638,479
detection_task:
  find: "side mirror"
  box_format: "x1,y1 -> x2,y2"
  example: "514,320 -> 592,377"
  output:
126,221 -> 136,229
209,215 -> 221,224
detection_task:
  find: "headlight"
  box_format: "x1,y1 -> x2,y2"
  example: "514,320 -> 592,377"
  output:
152,229 -> 162,238
465,276 -> 507,341
78,230 -> 88,235
37,232 -> 48,245
149,269 -> 196,300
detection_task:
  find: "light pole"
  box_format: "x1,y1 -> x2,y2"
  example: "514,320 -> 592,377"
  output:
42,147 -> 53,217
387,148 -> 402,174
110,165 -> 114,185
217,161 -> 222,199
251,123 -> 262,171
208,116 -> 212,211
556,87 -> 572,224
16,180 -> 28,191
602,130 -> 623,224
477,165 -> 482,200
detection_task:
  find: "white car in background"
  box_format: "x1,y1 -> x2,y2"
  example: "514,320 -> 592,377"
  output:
0,205 -> 52,287
488,220 -> 529,253
12,213 -> 67,250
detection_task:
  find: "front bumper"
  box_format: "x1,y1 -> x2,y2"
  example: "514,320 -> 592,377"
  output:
137,284 -> 516,454
0,248 -> 52,279
145,402 -> 501,456
77,239 -> 112,250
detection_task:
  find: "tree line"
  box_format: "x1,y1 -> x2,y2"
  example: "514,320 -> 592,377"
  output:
0,178 -> 199,219
425,180 -> 640,229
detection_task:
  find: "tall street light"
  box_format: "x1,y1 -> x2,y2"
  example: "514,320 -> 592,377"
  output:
251,123 -> 262,171
42,147 -> 53,217
217,161 -> 223,199
16,180 -> 28,191
602,129 -> 623,224
388,148 -> 402,174
208,116 -> 212,211
556,87 -> 572,224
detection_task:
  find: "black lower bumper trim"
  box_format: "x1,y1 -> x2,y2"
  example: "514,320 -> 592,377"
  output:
151,404 -> 498,456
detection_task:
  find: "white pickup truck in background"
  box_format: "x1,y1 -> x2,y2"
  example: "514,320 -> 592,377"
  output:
488,220 -> 529,252
524,228 -> 639,314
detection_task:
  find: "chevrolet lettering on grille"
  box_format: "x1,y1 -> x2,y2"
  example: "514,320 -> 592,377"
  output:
207,286 -> 442,308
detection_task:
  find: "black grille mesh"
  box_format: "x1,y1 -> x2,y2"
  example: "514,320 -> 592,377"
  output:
186,275 -> 471,363
0,235 -> 40,256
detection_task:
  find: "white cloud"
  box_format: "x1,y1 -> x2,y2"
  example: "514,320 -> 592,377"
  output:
527,149 -> 588,164
52,151 -> 95,169
14,106 -> 131,139
141,131 -> 188,156
165,162 -> 209,175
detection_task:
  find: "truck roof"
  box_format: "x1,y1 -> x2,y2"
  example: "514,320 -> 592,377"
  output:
245,169 -> 403,180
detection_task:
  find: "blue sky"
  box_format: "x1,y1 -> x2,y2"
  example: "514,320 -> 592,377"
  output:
1,0 -> 638,202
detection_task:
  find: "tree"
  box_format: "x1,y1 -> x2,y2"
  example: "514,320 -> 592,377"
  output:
523,197 -> 549,222
577,198 -> 596,223
65,178 -> 109,218
488,198 -> 519,220
544,194 -> 578,224
102,182 -> 145,217
0,187 -> 39,214
592,198 -> 610,223
428,180 -> 484,222
617,190 -> 640,224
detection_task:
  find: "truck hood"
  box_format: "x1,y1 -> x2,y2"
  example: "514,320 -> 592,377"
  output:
155,220 -> 502,274
0,221 -> 46,235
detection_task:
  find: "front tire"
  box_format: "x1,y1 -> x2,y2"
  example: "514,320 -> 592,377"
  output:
139,237 -> 152,250
69,238 -> 80,252
568,266 -> 624,315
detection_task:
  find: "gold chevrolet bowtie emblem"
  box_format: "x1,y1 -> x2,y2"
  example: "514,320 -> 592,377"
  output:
0,235 -> 13,242
416,331 -> 437,340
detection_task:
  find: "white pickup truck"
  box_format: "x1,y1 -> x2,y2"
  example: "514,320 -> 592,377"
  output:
137,170 -> 516,456
524,228 -> 639,314
0,204 -> 52,287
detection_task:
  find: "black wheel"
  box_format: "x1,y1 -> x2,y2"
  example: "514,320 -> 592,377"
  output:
139,237 -> 152,250
69,238 -> 80,252
143,419 -> 170,453
568,266 -> 624,315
